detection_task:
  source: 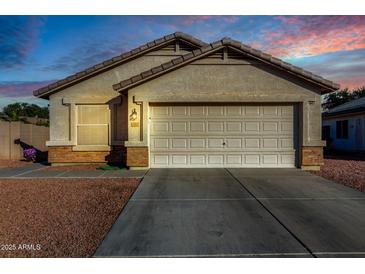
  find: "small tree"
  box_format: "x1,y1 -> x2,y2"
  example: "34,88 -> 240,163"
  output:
322,86 -> 365,110
352,86 -> 365,99
3,102 -> 49,120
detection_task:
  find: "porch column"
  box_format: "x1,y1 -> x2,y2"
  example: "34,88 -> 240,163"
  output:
300,99 -> 325,170
125,94 -> 149,169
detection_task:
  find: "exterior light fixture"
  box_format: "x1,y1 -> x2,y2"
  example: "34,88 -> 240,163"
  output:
130,108 -> 138,121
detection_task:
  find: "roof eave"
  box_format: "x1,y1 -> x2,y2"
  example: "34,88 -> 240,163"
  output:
113,44 -> 221,92
323,106 -> 365,118
113,41 -> 340,94
33,32 -> 207,99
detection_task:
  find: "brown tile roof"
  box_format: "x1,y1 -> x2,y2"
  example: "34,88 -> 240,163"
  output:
113,37 -> 340,93
33,32 -> 207,99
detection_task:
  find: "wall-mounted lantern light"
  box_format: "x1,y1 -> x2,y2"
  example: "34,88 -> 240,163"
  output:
129,108 -> 138,121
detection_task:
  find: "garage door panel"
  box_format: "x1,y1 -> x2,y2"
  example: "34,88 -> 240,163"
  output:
208,138 -> 224,148
263,121 -> 278,132
245,138 -> 261,149
207,106 -> 225,116
153,155 -> 169,165
171,106 -> 188,116
281,121 -> 293,132
190,138 -> 206,148
244,122 -> 260,132
190,121 -> 205,132
262,154 -> 279,165
281,154 -> 295,165
172,139 -> 187,149
281,138 -> 294,149
245,154 -> 261,165
226,155 -> 242,165
263,106 -> 279,116
207,121 -> 224,132
226,106 -> 243,116
281,105 -> 294,117
190,106 -> 205,116
190,155 -> 206,165
150,105 -> 296,168
152,121 -> 169,133
208,155 -> 224,165
172,155 -> 187,165
244,106 -> 261,116
226,122 -> 242,132
226,138 -> 242,148
151,106 -> 169,117
171,122 -> 187,132
152,138 -> 169,149
262,138 -> 278,149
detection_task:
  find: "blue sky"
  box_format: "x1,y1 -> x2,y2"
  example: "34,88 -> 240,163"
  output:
1,16 -> 365,109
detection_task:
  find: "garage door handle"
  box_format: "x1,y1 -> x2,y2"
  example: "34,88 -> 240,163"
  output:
222,142 -> 226,146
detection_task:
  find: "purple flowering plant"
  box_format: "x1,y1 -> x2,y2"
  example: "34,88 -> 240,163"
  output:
23,148 -> 37,161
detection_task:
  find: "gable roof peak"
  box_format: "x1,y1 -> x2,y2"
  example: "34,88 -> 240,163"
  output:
221,36 -> 232,42
113,36 -> 340,93
173,31 -> 208,46
33,32 -> 207,99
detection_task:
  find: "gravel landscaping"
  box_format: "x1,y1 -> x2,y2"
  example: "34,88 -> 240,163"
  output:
0,178 -> 140,257
0,160 -> 32,168
311,158 -> 365,192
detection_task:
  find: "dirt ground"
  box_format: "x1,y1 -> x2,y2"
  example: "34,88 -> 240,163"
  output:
0,160 -> 32,168
0,178 -> 140,257
311,157 -> 365,192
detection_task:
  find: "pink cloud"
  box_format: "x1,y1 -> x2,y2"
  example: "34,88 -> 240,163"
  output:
258,16 -> 365,58
0,80 -> 55,97
179,16 -> 214,26
337,75 -> 365,89
167,16 -> 239,27
274,16 -> 301,25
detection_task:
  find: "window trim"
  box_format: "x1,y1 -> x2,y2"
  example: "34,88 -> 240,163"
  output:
336,120 -> 349,139
76,104 -> 111,146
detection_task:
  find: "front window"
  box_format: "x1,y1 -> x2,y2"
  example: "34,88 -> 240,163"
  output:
336,120 -> 348,139
77,104 -> 110,146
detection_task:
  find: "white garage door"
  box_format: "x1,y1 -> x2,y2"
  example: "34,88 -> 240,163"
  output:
149,105 -> 296,168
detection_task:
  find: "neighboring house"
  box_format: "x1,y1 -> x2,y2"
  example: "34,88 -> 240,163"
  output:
322,97 -> 365,152
33,32 -> 339,170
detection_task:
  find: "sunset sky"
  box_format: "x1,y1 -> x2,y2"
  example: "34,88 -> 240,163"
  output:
0,15 -> 364,109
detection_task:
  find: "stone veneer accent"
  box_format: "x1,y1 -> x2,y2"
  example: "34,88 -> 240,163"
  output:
301,146 -> 324,170
126,146 -> 149,167
48,146 -> 125,164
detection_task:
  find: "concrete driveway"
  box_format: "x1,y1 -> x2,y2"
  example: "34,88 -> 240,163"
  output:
95,168 -> 365,258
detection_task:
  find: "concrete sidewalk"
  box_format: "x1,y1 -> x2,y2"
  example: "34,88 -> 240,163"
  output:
0,164 -> 147,178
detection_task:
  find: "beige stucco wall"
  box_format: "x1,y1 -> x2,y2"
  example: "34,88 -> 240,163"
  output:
48,48 -> 190,148
47,48 -> 324,160
126,57 -> 324,149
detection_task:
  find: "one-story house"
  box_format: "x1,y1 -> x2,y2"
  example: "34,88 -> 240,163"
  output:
33,32 -> 339,170
322,97 -> 365,152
